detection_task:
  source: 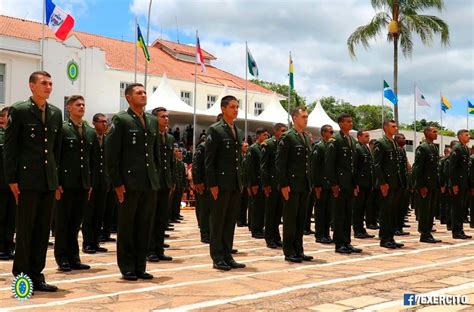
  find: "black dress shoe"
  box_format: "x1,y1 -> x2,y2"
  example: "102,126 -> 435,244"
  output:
275,240 -> 283,247
34,281 -> 58,292
227,259 -> 246,268
231,249 -> 238,254
71,262 -> 91,270
122,272 -> 138,281
164,234 -> 170,238
285,255 -> 303,263
470,224 -> 474,229
48,241 -> 54,246
163,243 -> 170,248
95,246 -> 108,252
251,232 -> 265,239
303,229 -> 315,235
300,254 -> 314,261
453,233 -> 472,239
201,237 -> 210,244
158,254 -> 173,261
170,219 -> 181,224
236,222 -> 245,227
136,271 -> 154,279
402,223 -> 411,228
266,242 -> 278,249
346,244 -> 362,253
165,227 -> 175,231
82,246 -> 96,254
147,254 -> 160,262
380,242 -> 398,249
367,224 -> 379,230
420,236 -> 437,243
394,230 -> 410,236
354,232 -> 373,239
8,250 -> 15,259
0,252 -> 9,260
58,262 -> 71,272
177,215 -> 184,220
393,242 -> 404,248
335,246 -> 352,254
213,261 -> 231,271
363,232 -> 375,238
316,237 -> 333,244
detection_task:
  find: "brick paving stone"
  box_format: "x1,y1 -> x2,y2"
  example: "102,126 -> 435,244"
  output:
336,295 -> 388,308
308,303 -> 352,311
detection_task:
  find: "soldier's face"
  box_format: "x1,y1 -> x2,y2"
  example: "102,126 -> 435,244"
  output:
384,122 -> 398,136
241,142 -> 249,153
458,132 -> 470,144
339,117 -> 353,132
126,86 -> 147,108
67,99 -> 85,119
157,111 -> 169,129
222,100 -> 239,121
322,127 -> 333,141
358,132 -> 370,144
0,113 -> 8,128
93,116 -> 108,133
293,110 -> 308,129
257,131 -> 269,143
426,128 -> 438,141
29,75 -> 53,100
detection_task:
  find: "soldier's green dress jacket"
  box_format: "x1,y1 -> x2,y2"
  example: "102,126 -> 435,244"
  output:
448,143 -> 470,189
4,98 -> 63,191
470,155 -> 474,188
373,136 -> 403,188
438,156 -> 449,189
311,140 -> 331,190
58,120 -> 96,189
158,132 -> 175,189
205,119 -> 243,192
412,142 -> 439,189
247,143 -> 263,187
275,128 -> 311,192
106,108 -> 160,191
0,128 -> 8,190
325,131 -> 357,190
174,159 -> 187,189
354,142 -> 374,189
260,137 -> 279,189
192,141 -> 206,186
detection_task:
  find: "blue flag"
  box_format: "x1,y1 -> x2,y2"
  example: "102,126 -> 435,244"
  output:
383,80 -> 398,105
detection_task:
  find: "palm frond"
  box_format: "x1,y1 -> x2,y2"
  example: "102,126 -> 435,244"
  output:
402,14 -> 450,47
401,0 -> 444,12
347,12 -> 390,58
399,24 -> 413,57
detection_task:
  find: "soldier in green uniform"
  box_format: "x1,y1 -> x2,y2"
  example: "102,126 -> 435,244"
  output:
276,106 -> 313,263
106,83 -> 159,281
148,107 -> 174,262
352,130 -> 375,239
247,128 -> 269,239
0,107 -> 15,261
412,127 -> 442,243
367,139 -> 380,229
205,95 -> 246,271
394,134 -> 411,236
171,147 -> 186,222
192,137 -> 210,243
54,95 -> 94,272
470,151 -> 474,229
82,113 -> 110,254
373,120 -> 405,249
325,114 -> 362,254
261,123 -> 287,249
4,71 -> 62,292
239,141 -> 250,228
448,129 -> 472,239
438,147 -> 451,226
311,125 -> 333,244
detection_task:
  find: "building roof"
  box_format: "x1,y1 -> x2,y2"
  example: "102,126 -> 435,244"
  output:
0,15 -> 271,94
152,39 -> 216,60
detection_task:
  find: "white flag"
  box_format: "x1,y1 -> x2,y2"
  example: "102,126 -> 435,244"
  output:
415,87 -> 430,107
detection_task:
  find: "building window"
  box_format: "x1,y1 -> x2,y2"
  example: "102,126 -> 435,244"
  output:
0,64 -> 5,104
405,139 -> 413,152
207,95 -> 217,109
254,102 -> 263,116
181,91 -> 192,106
120,82 -> 133,111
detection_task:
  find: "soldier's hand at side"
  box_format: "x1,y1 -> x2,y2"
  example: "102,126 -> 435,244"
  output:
314,187 -> 322,200
9,183 -> 20,205
380,184 -> 389,197
55,186 -> 63,201
281,186 -> 290,201
453,185 -> 459,195
471,188 -> 474,196
263,186 -> 271,198
331,185 -> 340,198
440,186 -> 445,194
115,185 -> 126,203
210,186 -> 218,200
195,183 -> 204,194
419,187 -> 428,198
88,188 -> 93,201
251,185 -> 259,196
354,185 -> 359,197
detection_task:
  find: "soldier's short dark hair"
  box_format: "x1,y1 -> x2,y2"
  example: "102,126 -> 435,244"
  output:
449,140 -> 459,148
255,128 -> 267,136
125,83 -> 144,96
66,95 -> 84,106
152,107 -> 167,116
337,113 -> 352,123
29,71 -> 51,83
320,125 -> 332,135
216,113 -> 223,122
423,126 -> 436,136
383,119 -> 396,129
291,106 -> 307,118
273,123 -> 286,131
0,107 -> 9,116
93,113 -> 106,122
457,129 -> 469,138
221,95 -> 238,108
394,133 -> 405,140
357,130 -> 368,137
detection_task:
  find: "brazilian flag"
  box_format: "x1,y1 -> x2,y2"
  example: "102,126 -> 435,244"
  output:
137,24 -> 150,62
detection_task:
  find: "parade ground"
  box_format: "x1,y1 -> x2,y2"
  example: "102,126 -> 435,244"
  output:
0,209 -> 473,311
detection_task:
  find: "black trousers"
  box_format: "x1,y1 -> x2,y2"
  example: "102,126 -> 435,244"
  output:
171,187 -> 184,221
352,187 -> 371,234
13,190 -> 55,284
148,188 -> 170,255
451,188 -> 469,235
82,188 -> 108,248
264,188 -> 282,244
330,189 -> 354,248
439,190 -> 450,224
0,190 -> 15,253
239,190 -> 249,225
250,189 -> 265,234
282,190 -> 308,257
366,193 -> 380,226
395,189 -> 410,230
101,190 -> 118,238
209,190 -> 240,263
197,190 -> 210,240
117,190 -> 156,274
415,189 -> 436,236
305,192 -> 316,232
314,189 -> 331,239
54,188 -> 88,265
378,187 -> 402,244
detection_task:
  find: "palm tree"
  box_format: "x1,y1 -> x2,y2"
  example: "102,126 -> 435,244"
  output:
347,0 -> 449,125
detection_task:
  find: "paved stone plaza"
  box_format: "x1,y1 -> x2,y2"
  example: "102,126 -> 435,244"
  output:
0,209 -> 473,311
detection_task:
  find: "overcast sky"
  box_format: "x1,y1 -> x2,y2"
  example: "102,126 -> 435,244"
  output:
3,0 -> 473,131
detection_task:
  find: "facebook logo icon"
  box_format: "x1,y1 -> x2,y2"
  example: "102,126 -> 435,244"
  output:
404,294 -> 416,305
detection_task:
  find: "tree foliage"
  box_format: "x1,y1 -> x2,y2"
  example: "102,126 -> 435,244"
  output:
250,79 -> 306,113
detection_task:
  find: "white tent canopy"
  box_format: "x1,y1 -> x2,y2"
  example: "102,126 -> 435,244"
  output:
202,85 -> 259,121
146,73 -> 198,114
308,100 -> 340,131
257,92 -> 289,124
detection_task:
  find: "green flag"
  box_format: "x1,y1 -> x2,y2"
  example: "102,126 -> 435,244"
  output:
289,54 -> 294,90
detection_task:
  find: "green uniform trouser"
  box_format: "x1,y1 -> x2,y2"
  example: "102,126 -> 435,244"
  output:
282,191 -> 308,257
315,189 -> 331,240
415,189 -> 436,236
148,188 -> 170,256
379,187 -> 402,244
331,189 -> 353,248
250,189 -> 265,234
197,190 -> 210,240
0,190 -> 15,253
117,190 -> 156,274
352,187 -> 371,234
209,190 -> 240,263
54,188 -> 88,265
82,188 -> 108,248
451,188 -> 469,235
13,191 -> 55,285
264,188 -> 282,244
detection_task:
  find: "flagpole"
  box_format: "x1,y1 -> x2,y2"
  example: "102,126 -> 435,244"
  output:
467,100 -> 469,130
134,17 -> 138,83
41,0 -> 45,70
440,91 -> 443,156
193,30 -> 198,151
287,51 -> 291,127
381,79 -> 384,136
143,0 -> 152,91
413,82 -> 416,151
245,42 -> 248,139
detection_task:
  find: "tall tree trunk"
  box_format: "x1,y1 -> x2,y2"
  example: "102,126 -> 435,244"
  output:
393,36 -> 399,128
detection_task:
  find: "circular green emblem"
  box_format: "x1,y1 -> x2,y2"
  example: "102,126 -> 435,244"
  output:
11,273 -> 33,301
67,60 -> 79,82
